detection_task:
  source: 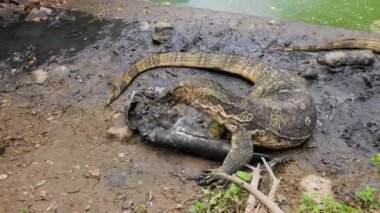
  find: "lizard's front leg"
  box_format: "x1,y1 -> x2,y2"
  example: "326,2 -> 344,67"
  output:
197,127 -> 253,185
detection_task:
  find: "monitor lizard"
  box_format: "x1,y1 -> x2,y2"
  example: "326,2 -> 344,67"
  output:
279,38 -> 380,53
106,52 -> 317,185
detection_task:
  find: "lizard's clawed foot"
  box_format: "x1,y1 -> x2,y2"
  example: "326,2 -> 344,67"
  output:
195,169 -> 226,186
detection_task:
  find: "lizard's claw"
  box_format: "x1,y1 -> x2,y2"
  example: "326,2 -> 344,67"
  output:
195,169 -> 226,186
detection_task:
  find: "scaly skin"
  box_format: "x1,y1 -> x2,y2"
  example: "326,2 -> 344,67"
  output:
281,38 -> 380,53
106,52 -> 317,183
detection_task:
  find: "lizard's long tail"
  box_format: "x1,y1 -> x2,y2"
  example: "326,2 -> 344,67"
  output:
106,52 -> 268,106
281,38 -> 380,53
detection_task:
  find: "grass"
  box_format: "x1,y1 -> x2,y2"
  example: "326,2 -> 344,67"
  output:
189,171 -> 252,213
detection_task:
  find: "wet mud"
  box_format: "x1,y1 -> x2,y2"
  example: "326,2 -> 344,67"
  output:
0,0 -> 380,211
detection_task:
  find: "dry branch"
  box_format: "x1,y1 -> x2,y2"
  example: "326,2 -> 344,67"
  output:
217,173 -> 283,213
244,164 -> 261,213
218,158 -> 284,213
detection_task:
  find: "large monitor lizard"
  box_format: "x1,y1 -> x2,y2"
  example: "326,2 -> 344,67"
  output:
279,38 -> 380,53
106,52 -> 317,184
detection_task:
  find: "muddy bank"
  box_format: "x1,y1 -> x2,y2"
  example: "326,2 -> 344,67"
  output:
1,0 -> 380,211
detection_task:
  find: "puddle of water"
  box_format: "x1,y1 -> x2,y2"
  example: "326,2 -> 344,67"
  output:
0,11 -> 125,68
149,0 -> 380,32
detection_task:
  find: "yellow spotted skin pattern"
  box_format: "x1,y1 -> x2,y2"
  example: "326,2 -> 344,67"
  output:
106,52 -> 317,176
282,38 -> 380,53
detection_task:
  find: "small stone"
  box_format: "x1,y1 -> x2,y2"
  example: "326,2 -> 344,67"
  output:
25,7 -> 49,22
0,174 -> 8,180
40,190 -> 47,199
47,116 -> 54,121
151,22 -> 175,44
36,179 -> 47,187
85,204 -> 91,211
34,144 -> 40,149
153,22 -> 173,31
268,20 -> 277,25
49,55 -> 57,63
40,7 -> 52,15
106,126 -> 133,141
33,69 -> 48,84
87,168 -> 101,180
31,109 -> 38,115
118,153 -> 125,158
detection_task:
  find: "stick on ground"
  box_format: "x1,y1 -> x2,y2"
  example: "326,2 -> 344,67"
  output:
218,158 -> 284,213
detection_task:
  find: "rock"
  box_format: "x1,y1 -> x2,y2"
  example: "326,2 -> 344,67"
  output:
106,126 -> 133,141
268,20 -> 277,25
106,113 -> 134,141
25,7 -> 49,22
39,7 -> 52,16
40,190 -> 47,200
0,174 -> 8,180
300,174 -> 332,202
151,22 -> 175,44
85,204 -> 91,211
86,168 -> 101,180
33,69 -> 48,84
36,179 -> 47,187
58,11 -> 76,21
49,55 -> 57,63
317,50 -> 375,67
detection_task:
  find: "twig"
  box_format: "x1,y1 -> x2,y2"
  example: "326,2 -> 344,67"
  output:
255,203 -> 261,212
257,157 -> 281,213
261,157 -> 281,200
244,164 -> 261,213
217,173 -> 284,213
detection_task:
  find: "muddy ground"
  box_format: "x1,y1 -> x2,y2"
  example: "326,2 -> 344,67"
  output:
1,0 -> 380,212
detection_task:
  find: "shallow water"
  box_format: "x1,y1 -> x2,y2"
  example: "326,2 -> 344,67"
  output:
0,11 -> 125,67
150,0 -> 380,32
